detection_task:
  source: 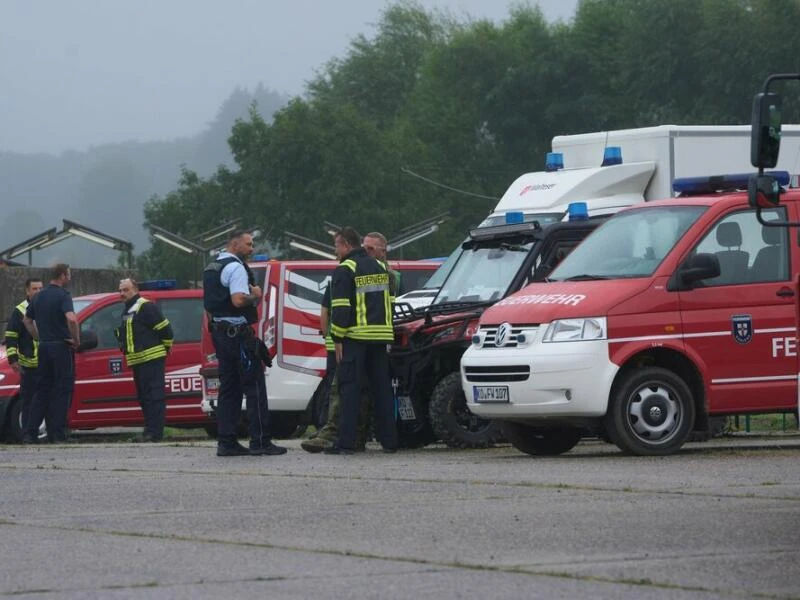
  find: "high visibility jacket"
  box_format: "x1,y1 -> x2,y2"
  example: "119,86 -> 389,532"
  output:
377,260 -> 399,302
115,295 -> 174,367
321,284 -> 334,352
4,300 -> 38,368
330,248 -> 393,344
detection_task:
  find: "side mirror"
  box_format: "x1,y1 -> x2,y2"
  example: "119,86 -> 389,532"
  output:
680,253 -> 721,285
751,92 -> 782,169
668,253 -> 720,291
748,174 -> 782,208
77,330 -> 98,352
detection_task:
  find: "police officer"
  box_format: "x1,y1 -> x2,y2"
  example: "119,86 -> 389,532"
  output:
203,229 -> 287,457
5,277 -> 43,441
115,278 -> 173,442
326,226 -> 397,454
23,263 -> 79,443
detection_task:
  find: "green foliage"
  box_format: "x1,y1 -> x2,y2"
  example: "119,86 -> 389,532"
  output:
143,0 -> 800,281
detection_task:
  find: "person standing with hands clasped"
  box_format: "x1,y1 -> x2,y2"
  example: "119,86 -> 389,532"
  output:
115,278 -> 173,442
5,277 -> 43,441
326,226 -> 397,454
23,264 -> 79,443
203,229 -> 287,457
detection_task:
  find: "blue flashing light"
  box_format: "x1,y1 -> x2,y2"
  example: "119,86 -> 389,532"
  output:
672,171 -> 790,195
567,202 -> 589,221
505,211 -> 524,224
251,253 -> 269,261
601,146 -> 623,167
138,279 -> 177,291
545,152 -> 564,172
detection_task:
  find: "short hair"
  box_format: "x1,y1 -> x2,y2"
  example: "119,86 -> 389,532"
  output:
25,277 -> 43,289
336,226 -> 361,249
364,232 -> 387,249
119,277 -> 139,290
50,263 -> 70,281
228,229 -> 251,242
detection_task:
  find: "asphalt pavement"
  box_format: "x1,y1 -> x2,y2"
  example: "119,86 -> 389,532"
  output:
1,434 -> 799,599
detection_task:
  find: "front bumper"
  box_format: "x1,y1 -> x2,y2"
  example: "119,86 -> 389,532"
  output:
461,339 -> 618,420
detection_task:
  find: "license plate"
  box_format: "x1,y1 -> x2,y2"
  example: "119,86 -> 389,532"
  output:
397,395 -> 417,421
473,385 -> 509,403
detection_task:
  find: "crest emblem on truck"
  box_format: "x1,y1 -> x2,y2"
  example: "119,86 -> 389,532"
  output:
495,322 -> 512,347
732,314 -> 753,344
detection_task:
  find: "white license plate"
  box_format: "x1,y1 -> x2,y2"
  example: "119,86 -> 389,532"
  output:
397,395 -> 417,421
473,385 -> 509,403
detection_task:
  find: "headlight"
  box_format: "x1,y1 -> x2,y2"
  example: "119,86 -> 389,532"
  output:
542,317 -> 607,343
0,373 -> 4,383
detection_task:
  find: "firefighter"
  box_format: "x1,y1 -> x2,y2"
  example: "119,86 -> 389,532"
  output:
23,263 -> 80,443
325,226 -> 397,454
203,229 -> 287,457
5,277 -> 44,441
115,278 -> 173,442
363,232 -> 400,299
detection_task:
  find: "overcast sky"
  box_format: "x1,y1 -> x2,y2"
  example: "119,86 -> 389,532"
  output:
1,0 -> 578,154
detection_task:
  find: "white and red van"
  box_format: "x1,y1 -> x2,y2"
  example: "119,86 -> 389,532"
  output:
0,284 -> 205,442
461,171 -> 800,456
199,258 -> 440,436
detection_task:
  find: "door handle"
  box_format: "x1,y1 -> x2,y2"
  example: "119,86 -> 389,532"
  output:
776,287 -> 795,297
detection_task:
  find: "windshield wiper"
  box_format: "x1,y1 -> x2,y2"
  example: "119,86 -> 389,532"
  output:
561,274 -> 610,281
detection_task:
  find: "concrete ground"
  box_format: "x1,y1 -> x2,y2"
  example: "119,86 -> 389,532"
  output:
1,434 -> 799,599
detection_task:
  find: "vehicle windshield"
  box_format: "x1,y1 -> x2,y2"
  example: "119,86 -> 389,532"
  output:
550,205 -> 707,280
420,245 -> 462,290
433,240 -> 535,303
73,299 -> 95,314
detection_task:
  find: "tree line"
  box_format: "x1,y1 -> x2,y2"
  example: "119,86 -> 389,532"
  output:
140,0 -> 800,283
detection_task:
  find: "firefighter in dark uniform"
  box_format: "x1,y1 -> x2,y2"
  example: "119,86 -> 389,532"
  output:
327,226 -> 397,454
23,263 -> 79,443
115,278 -> 173,442
5,278 -> 44,441
203,229 -> 287,457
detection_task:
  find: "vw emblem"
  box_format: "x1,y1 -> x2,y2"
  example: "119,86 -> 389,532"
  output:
649,406 -> 662,420
495,322 -> 512,347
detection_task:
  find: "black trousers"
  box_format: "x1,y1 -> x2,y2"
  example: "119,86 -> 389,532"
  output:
211,328 -> 272,448
336,338 -> 396,450
18,365 -> 39,434
316,350 -> 337,428
28,341 -> 74,442
133,358 -> 166,440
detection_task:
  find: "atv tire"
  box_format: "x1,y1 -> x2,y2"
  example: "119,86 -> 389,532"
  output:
429,372 -> 503,449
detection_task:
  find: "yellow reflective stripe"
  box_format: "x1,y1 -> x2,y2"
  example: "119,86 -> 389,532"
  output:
355,292 -> 366,327
330,324 -> 348,337
331,299 -> 351,308
163,339 -> 174,348
153,319 -> 170,331
341,259 -> 356,273
126,317 -> 135,355
5,331 -> 19,339
126,345 -> 167,366
19,356 -> 37,368
6,347 -> 18,357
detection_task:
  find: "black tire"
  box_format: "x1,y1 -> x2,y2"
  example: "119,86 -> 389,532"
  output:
604,367 -> 695,456
429,372 -> 503,449
501,421 -> 582,456
397,416 -> 435,448
4,397 -> 23,443
269,412 -> 303,439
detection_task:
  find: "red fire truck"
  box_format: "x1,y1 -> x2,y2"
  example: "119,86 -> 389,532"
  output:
199,259 -> 441,437
0,284 -> 205,442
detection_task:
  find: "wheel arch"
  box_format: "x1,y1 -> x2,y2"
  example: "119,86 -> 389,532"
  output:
611,347 -> 707,431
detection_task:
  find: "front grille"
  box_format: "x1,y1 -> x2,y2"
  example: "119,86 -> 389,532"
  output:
464,365 -> 530,382
479,324 -> 538,348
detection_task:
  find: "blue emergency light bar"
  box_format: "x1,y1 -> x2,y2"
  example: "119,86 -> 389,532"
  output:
545,152 -> 564,172
505,211 -> 524,224
252,254 -> 269,261
672,171 -> 791,195
568,202 -> 589,221
138,279 -> 177,290
601,146 -> 623,166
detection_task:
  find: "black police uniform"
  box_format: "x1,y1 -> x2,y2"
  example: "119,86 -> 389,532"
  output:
203,253 -> 279,454
5,298 -> 39,438
330,247 -> 397,452
25,283 -> 75,442
115,294 -> 173,441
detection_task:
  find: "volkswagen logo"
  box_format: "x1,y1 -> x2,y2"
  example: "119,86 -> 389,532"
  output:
495,322 -> 512,347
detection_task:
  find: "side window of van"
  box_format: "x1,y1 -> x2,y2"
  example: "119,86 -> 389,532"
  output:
80,303 -> 123,350
159,298 -> 203,343
693,208 -> 788,286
